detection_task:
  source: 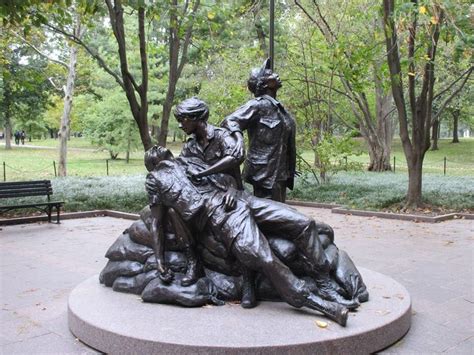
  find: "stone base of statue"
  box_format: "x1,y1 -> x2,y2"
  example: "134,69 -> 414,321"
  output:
68,268 -> 411,354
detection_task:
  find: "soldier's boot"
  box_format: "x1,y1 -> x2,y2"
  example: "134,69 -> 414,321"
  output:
315,276 -> 359,310
181,249 -> 200,287
241,269 -> 257,309
304,292 -> 349,327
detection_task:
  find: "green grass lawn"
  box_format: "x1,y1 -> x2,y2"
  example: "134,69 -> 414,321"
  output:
2,137 -> 473,181
1,139 -> 184,181
300,138 -> 474,176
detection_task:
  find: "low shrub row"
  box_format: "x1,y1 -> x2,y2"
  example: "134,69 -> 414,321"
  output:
3,172 -> 472,216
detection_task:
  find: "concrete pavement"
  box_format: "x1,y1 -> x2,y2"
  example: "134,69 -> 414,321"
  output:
0,207 -> 473,354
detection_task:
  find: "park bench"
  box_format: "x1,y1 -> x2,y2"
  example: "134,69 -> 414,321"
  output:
0,180 -> 64,223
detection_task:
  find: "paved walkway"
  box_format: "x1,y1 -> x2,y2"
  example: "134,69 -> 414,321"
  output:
0,207 -> 473,354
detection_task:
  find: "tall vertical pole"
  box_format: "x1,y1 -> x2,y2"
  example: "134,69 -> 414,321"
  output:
269,0 -> 275,70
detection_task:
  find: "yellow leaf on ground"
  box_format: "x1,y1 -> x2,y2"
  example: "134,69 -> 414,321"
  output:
315,320 -> 328,328
408,72 -> 416,76
419,6 -> 427,14
431,16 -> 439,25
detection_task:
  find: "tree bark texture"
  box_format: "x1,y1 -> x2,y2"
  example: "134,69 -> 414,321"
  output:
431,118 -> 439,150
452,109 -> 460,143
58,13 -> 83,177
158,0 -> 200,147
3,117 -> 12,150
383,0 -> 443,208
406,156 -> 424,207
2,71 -> 12,150
58,38 -> 79,176
106,0 -> 153,151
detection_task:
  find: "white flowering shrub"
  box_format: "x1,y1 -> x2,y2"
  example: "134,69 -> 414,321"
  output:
2,172 -> 472,215
289,172 -> 474,210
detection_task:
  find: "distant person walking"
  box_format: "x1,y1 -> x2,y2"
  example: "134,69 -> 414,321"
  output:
14,131 -> 20,145
20,130 -> 26,145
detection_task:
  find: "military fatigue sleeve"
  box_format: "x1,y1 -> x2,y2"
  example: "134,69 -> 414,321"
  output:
221,100 -> 260,133
145,172 -> 162,206
221,131 -> 242,159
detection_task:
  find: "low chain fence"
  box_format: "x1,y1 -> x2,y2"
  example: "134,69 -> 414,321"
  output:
2,156 -> 473,182
296,154 -> 474,180
2,159 -> 146,181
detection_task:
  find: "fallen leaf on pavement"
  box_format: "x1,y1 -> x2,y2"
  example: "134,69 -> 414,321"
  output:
315,320 -> 328,328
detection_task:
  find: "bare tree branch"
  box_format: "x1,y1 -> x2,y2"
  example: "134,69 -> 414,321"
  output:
286,78 -> 354,100
177,0 -> 200,77
138,6 -> 148,96
433,66 -> 473,121
294,1 -> 326,36
43,22 -> 125,90
10,30 -> 68,68
48,77 -> 64,92
433,66 -> 473,101
104,0 -> 140,93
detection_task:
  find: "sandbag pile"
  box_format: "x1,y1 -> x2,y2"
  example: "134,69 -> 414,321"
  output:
99,208 -> 246,307
99,207 -> 368,307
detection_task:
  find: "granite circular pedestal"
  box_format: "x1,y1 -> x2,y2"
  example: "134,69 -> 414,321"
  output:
68,268 -> 411,354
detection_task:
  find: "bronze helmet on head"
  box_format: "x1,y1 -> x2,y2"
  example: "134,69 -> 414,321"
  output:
247,58 -> 280,96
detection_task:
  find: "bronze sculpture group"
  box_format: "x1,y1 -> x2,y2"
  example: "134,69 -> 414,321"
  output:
99,59 -> 368,327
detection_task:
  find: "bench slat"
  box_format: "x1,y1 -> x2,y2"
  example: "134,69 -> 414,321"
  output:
0,180 -> 51,187
0,180 -> 62,223
0,181 -> 52,199
0,191 -> 52,198
0,185 -> 50,191
0,201 -> 63,209
0,185 -> 52,191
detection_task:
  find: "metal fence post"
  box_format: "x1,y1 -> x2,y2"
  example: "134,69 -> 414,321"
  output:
106,159 -> 109,176
444,157 -> 447,176
3,162 -> 5,181
393,156 -> 396,173
53,161 -> 57,177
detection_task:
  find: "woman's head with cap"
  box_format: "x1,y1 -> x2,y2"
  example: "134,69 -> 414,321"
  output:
174,97 -> 210,122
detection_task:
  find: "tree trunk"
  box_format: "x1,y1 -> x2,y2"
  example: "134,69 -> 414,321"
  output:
382,0 -> 443,209
58,18 -> 81,177
405,156 -> 423,208
4,118 -> 12,150
452,109 -> 459,143
431,119 -> 439,150
367,142 -> 391,171
157,0 -> 199,147
311,132 -> 327,183
2,68 -> 12,150
158,0 -> 179,147
126,125 -> 131,163
105,1 -> 152,151
158,88 -> 175,147
368,61 -> 394,171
